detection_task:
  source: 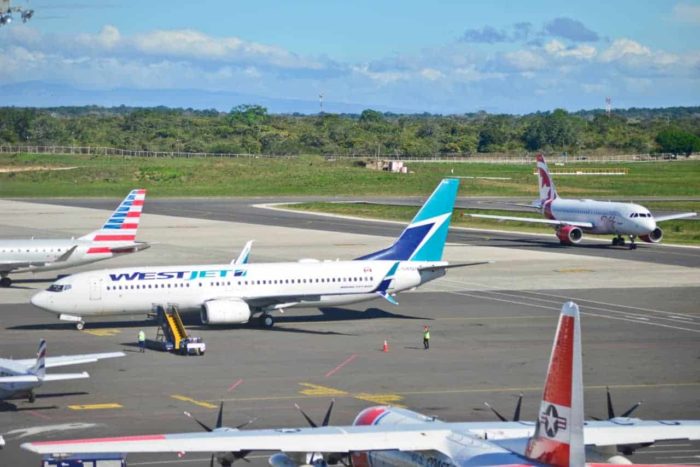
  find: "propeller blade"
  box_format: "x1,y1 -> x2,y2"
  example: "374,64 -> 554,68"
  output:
513,394 -> 523,422
235,450 -> 252,463
294,403 -> 318,428
321,399 -> 335,427
210,453 -> 215,467
621,401 -> 643,418
606,386 -> 615,419
484,402 -> 508,422
184,411 -> 213,432
235,417 -> 258,430
216,401 -> 224,429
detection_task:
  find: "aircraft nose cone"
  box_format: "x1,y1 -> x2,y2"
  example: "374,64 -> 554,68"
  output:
30,292 -> 48,310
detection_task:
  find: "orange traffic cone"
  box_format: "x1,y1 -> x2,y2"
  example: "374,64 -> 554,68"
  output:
382,340 -> 389,352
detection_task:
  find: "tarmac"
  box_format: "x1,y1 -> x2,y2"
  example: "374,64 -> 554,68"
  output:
0,198 -> 698,466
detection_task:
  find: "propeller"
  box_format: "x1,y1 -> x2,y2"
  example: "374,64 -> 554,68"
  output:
591,387 -> 643,420
184,401 -> 255,466
294,400 -> 348,465
484,393 -> 523,422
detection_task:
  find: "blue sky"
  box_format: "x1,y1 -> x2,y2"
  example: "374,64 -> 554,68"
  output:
1,0 -> 699,113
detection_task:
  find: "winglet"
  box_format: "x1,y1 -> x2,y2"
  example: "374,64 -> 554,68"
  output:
525,301 -> 584,467
29,339 -> 47,380
232,240 -> 254,265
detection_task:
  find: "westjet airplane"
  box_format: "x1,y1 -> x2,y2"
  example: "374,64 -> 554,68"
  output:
31,179 -> 485,330
0,189 -> 149,288
469,155 -> 696,249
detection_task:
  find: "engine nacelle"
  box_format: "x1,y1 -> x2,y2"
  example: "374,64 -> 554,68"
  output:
640,227 -> 663,243
556,225 -> 583,244
201,299 -> 251,324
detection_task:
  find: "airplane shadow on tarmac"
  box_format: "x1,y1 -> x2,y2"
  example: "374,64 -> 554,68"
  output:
0,392 -> 87,412
9,307 -> 429,335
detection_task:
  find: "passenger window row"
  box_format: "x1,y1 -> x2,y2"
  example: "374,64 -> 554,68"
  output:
105,275 -> 375,291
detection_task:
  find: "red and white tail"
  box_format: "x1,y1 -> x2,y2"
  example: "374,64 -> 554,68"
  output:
79,189 -> 146,243
536,154 -> 558,203
525,301 -> 584,467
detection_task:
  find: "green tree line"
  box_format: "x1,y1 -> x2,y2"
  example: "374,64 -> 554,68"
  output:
0,105 -> 698,156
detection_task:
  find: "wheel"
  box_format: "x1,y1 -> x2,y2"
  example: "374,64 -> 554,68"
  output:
28,392 -> 35,403
259,314 -> 274,328
0,277 -> 11,288
630,243 -> 637,250
75,321 -> 85,331
612,238 -> 619,246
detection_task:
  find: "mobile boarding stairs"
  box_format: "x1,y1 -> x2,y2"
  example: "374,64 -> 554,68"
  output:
149,304 -> 206,356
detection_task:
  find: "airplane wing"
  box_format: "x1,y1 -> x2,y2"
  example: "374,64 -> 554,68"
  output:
0,374 -> 40,383
654,212 -> 697,222
109,242 -> 150,254
41,372 -> 90,382
468,213 -> 594,229
21,420 -> 700,456
22,425 -> 455,455
0,372 -> 89,383
15,351 -> 125,369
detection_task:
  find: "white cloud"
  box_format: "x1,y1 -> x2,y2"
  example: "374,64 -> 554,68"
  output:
599,38 -> 651,62
502,49 -> 547,71
544,40 -> 597,60
672,2 -> 700,24
419,68 -> 444,81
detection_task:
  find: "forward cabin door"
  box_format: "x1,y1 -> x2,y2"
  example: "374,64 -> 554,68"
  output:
89,278 -> 102,301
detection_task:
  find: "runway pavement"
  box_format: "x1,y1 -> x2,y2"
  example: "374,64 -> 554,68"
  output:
0,198 -> 698,466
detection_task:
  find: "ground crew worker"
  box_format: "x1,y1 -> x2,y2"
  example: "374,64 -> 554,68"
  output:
423,325 -> 430,350
138,329 -> 146,352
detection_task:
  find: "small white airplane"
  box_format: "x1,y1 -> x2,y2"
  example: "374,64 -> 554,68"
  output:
0,339 -> 124,403
0,189 -> 149,288
468,154 -> 696,249
31,179 -> 486,330
21,302 -> 700,466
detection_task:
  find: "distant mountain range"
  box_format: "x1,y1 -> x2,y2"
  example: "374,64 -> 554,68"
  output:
0,82 -> 414,114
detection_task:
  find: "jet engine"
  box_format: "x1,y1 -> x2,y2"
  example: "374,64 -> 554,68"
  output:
556,225 -> 583,244
640,227 -> 663,243
201,299 -> 251,324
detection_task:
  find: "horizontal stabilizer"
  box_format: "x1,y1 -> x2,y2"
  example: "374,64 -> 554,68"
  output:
417,261 -> 493,271
0,374 -> 40,383
110,242 -> 150,254
41,372 -> 90,382
468,213 -> 593,229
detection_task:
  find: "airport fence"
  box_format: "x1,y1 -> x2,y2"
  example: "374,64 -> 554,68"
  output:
0,145 -> 692,164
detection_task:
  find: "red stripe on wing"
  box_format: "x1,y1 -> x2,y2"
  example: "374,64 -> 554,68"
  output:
31,434 -> 167,446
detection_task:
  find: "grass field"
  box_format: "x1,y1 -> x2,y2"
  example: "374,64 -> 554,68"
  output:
290,202 -> 700,245
1,153 -> 699,198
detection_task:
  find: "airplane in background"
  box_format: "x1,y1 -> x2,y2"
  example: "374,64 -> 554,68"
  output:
30,179 -> 488,330
21,302 -> 700,466
468,154 -> 696,249
0,339 -> 124,403
0,189 -> 149,289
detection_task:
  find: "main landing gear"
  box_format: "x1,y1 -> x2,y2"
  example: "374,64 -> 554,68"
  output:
258,313 -> 275,328
0,276 -> 11,288
75,321 -> 85,331
612,235 -> 637,249
28,390 -> 36,403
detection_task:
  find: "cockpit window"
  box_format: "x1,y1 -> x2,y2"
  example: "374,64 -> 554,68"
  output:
47,284 -> 71,292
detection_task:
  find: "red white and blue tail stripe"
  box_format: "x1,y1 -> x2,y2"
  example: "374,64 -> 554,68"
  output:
79,189 -> 146,244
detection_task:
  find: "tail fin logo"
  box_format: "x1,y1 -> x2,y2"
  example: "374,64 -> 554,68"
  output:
80,189 -> 146,243
536,154 -> 557,202
540,404 -> 568,438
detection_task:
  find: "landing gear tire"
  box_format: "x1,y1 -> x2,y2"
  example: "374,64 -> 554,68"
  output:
28,391 -> 35,403
75,321 -> 85,331
628,236 -> 637,250
0,277 -> 11,288
259,314 -> 274,328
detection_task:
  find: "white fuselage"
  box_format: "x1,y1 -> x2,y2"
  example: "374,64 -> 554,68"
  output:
0,360 -> 40,399
30,260 -> 445,319
0,238 -> 129,274
546,198 -> 656,236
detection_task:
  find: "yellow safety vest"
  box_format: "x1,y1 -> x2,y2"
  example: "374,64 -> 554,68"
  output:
423,330 -> 430,340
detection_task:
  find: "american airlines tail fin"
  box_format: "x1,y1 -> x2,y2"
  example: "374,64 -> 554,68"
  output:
79,189 -> 147,242
29,339 -> 47,380
525,301 -> 584,467
536,154 -> 558,203
356,178 -> 459,262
